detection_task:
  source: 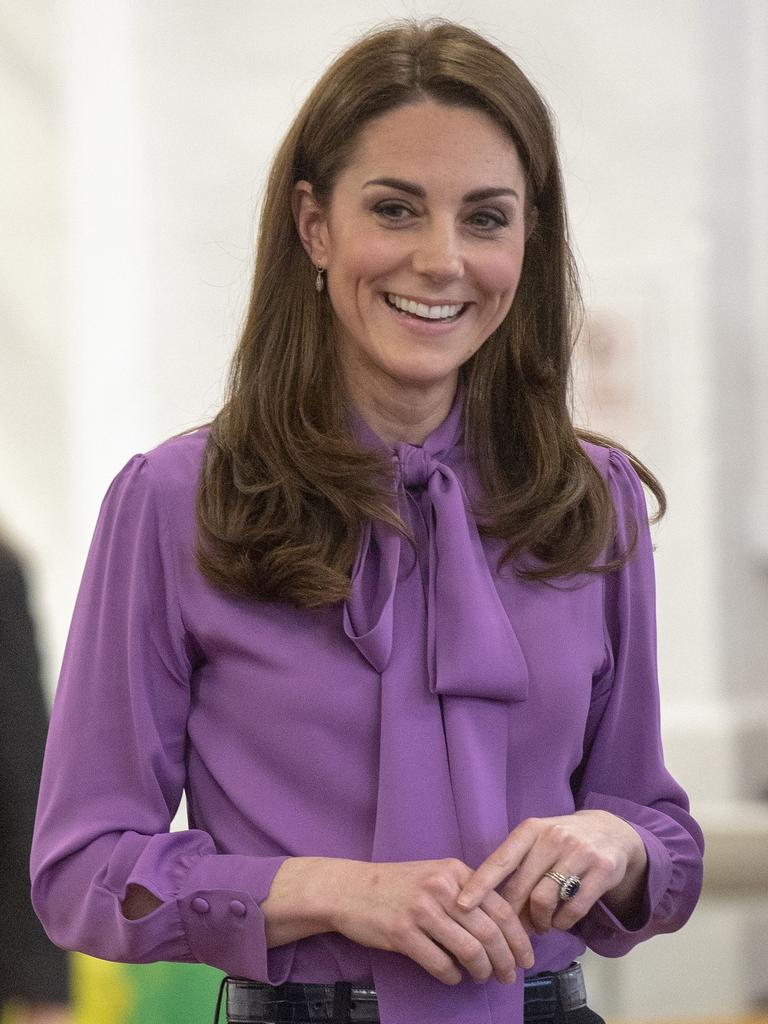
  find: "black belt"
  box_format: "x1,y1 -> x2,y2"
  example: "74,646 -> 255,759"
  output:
218,961 -> 588,1023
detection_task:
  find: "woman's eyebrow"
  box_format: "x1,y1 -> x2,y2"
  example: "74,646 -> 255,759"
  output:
362,177 -> 518,203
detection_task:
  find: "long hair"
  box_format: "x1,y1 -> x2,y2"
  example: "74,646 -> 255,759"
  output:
194,18 -> 665,607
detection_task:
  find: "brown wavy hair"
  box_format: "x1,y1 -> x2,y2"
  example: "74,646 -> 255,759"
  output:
193,17 -> 665,608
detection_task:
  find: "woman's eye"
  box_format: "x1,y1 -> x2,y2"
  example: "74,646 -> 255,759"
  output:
374,202 -> 413,221
470,210 -> 509,230
372,202 -> 509,230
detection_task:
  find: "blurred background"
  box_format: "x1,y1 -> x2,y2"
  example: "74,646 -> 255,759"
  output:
2,0 -> 767,1022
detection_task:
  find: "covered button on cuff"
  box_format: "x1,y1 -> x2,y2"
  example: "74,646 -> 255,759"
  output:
191,897 -> 210,914
230,899 -> 247,917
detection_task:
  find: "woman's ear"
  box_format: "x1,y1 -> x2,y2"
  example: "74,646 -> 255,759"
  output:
292,180 -> 330,266
525,205 -> 539,242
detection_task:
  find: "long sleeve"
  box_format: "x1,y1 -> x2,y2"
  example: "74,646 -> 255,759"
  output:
569,447 -> 705,955
30,454 -> 294,982
0,547 -> 70,1005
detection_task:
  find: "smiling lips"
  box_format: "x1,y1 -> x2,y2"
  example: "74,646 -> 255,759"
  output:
385,292 -> 467,322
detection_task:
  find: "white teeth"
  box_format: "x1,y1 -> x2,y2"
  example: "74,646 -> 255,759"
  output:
387,293 -> 464,320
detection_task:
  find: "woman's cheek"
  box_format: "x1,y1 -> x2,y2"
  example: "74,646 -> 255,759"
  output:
482,246 -> 526,290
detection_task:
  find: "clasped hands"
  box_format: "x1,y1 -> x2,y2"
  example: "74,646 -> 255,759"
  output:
334,809 -> 648,987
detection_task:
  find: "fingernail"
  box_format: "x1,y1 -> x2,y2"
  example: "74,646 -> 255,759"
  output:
457,894 -> 472,908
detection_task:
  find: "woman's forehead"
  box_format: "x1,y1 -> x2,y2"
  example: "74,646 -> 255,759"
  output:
338,100 -> 526,193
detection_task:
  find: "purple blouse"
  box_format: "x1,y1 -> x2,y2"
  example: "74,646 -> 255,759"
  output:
30,378 -> 704,1024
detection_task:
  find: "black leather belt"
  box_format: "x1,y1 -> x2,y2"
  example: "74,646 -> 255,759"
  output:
220,961 -> 588,1022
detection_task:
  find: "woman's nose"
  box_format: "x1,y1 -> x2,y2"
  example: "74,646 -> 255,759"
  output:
410,220 -> 465,282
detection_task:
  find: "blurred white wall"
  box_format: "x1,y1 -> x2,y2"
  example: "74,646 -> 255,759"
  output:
2,0 -> 767,1018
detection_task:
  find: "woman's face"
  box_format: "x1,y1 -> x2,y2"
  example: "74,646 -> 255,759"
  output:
295,99 -> 532,405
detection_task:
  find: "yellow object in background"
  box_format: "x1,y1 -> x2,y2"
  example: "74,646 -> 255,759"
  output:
72,954 -> 134,1024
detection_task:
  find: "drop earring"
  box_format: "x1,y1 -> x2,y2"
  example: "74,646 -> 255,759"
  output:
315,264 -> 325,293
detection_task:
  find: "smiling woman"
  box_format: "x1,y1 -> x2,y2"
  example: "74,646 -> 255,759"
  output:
30,17 -> 703,1024
292,100 -> 532,443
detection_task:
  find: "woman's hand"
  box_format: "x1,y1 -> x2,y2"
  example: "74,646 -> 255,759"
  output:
328,857 -> 535,986
455,810 -> 649,934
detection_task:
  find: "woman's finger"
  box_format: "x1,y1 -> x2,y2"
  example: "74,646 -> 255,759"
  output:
423,889 -> 533,983
548,847 -> 628,931
424,910 -> 500,983
525,863 -> 590,933
549,874 -> 602,931
499,823 -> 586,918
399,927 -> 464,985
479,890 -> 536,969
456,819 -> 540,909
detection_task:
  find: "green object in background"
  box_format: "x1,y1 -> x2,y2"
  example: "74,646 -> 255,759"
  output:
71,954 -> 226,1024
122,962 -> 226,1024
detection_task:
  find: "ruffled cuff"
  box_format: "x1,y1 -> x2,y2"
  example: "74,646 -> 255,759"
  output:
574,791 -> 699,956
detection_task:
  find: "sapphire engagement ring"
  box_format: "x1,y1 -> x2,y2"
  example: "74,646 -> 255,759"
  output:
544,870 -> 581,901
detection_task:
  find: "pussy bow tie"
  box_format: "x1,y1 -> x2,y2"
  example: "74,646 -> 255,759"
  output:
343,433 -> 530,701
342,381 -> 530,1024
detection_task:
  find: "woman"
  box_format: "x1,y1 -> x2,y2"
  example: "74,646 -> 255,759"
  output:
30,18 -> 705,1024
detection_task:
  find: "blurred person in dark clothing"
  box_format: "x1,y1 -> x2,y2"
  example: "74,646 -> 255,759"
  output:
0,535 -> 71,1024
